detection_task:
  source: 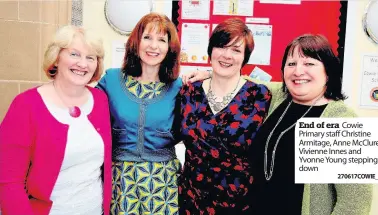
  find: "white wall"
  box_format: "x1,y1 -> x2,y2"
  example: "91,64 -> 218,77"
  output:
343,2 -> 378,214
83,0 -> 126,71
343,1 -> 378,118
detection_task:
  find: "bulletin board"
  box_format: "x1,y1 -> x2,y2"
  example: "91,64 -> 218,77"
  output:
172,1 -> 347,81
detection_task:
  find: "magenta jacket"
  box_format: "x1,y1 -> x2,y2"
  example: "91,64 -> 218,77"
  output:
0,87 -> 112,215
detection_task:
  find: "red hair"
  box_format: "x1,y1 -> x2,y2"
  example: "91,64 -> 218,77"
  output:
122,13 -> 181,83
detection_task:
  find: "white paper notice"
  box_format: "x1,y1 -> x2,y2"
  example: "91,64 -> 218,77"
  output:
111,41 -> 126,68
260,0 -> 301,4
213,0 -> 254,16
359,55 -> 378,109
181,23 -> 210,64
295,118 -> 378,184
247,24 -> 272,65
246,17 -> 270,24
181,0 -> 210,20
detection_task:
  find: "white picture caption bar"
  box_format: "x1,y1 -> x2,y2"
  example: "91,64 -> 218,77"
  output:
295,118 -> 378,184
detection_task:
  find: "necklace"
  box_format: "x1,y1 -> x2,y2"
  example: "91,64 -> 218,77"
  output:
264,96 -> 324,181
52,82 -> 82,118
206,76 -> 241,112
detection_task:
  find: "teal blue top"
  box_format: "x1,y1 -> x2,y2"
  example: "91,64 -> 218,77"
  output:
97,68 -> 182,162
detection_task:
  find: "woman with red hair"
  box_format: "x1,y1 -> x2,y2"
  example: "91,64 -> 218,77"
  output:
96,13 -> 182,215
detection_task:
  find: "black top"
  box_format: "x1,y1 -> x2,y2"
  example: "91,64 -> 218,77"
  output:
248,99 -> 327,215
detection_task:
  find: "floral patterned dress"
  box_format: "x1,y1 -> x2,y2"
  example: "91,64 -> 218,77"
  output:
176,80 -> 271,214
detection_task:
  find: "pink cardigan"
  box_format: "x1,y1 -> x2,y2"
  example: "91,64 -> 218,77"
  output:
0,87 -> 112,215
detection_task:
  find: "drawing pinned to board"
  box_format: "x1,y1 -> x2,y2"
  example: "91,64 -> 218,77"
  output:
181,0 -> 210,20
181,23 -> 210,64
213,0 -> 254,16
249,66 -> 272,82
247,24 -> 273,65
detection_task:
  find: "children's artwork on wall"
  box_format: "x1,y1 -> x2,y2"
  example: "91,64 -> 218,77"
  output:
247,24 -> 273,65
213,0 -> 254,16
173,1 -> 347,81
181,0 -> 211,20
260,0 -> 301,5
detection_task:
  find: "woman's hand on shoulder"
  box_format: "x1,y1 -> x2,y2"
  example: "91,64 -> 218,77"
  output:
181,69 -> 211,85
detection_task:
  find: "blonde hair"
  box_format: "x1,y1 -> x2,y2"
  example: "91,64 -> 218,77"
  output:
42,25 -> 105,83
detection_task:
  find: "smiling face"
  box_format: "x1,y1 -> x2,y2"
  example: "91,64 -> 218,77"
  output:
54,36 -> 98,87
211,37 -> 245,78
139,24 -> 169,69
284,46 -> 327,104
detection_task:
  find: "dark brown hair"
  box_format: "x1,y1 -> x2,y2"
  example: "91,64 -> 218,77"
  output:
281,34 -> 346,100
208,18 -> 254,67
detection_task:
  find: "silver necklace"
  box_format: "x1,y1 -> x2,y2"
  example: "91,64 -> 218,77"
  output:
206,76 -> 241,112
264,96 -> 324,181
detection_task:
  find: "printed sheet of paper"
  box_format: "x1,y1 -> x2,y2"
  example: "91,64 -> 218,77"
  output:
213,0 -> 254,16
359,54 -> 378,109
181,23 -> 210,64
260,0 -> 301,4
249,66 -> 272,82
181,0 -> 210,20
111,41 -> 126,68
247,24 -> 272,65
246,17 -> 270,24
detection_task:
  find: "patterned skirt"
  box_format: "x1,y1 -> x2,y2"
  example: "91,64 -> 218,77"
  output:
111,159 -> 181,215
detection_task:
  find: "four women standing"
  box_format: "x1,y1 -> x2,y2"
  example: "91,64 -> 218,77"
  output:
0,13 -> 373,215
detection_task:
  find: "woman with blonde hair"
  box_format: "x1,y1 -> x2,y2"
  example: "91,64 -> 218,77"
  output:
0,25 -> 112,215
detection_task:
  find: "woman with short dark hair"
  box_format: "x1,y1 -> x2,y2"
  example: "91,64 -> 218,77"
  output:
175,17 -> 271,214
248,34 -> 372,215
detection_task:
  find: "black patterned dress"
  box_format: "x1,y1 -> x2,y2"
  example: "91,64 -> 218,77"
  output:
176,80 -> 271,214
